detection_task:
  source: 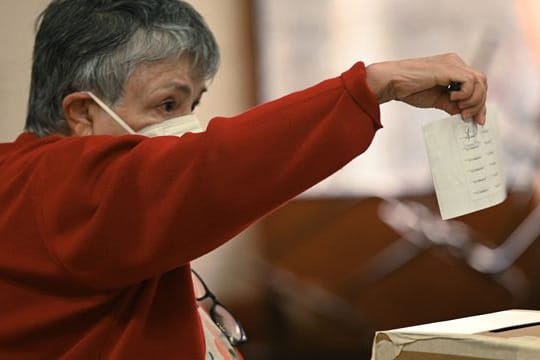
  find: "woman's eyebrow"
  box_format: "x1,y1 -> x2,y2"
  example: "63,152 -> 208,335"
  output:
161,81 -> 193,96
154,82 -> 207,98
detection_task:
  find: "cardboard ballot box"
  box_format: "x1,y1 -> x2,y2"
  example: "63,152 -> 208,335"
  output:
371,309 -> 540,360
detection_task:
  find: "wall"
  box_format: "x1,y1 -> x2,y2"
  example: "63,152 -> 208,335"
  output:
0,0 -> 49,141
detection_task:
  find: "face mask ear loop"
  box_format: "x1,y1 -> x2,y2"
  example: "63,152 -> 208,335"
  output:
84,92 -> 136,134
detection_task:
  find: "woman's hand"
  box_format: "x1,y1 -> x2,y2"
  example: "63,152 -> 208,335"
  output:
366,53 -> 487,125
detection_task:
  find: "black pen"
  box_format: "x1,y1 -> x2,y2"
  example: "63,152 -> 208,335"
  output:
447,81 -> 462,92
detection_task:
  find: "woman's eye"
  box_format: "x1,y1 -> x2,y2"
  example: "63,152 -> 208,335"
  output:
161,100 -> 176,113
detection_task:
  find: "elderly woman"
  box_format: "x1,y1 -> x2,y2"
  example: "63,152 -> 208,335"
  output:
0,0 -> 486,359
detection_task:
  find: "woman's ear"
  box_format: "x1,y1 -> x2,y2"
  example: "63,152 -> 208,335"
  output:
62,92 -> 95,136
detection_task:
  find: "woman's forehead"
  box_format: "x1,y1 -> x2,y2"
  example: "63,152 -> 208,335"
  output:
125,57 -> 207,95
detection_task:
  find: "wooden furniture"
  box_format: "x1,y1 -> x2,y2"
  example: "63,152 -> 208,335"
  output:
248,191 -> 540,359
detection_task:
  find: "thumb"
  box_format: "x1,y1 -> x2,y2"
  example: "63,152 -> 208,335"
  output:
436,96 -> 461,116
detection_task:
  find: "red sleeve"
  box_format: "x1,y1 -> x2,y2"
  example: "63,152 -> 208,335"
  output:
34,62 -> 381,289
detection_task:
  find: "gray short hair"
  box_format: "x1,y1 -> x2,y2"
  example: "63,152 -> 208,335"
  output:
25,0 -> 220,136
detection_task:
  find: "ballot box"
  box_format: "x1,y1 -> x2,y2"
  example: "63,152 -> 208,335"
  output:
371,309 -> 540,360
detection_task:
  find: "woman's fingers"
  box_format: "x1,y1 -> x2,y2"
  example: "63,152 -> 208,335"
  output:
448,71 -> 487,124
472,105 -> 488,125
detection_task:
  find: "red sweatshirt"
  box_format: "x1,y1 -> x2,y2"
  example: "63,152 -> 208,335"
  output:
0,62 -> 380,359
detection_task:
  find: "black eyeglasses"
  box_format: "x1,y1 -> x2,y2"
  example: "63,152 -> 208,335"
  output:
191,270 -> 248,346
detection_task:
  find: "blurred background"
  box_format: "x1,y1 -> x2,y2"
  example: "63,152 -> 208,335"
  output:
2,0 -> 540,359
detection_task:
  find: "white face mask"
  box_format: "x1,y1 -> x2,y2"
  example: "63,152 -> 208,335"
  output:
85,92 -> 205,137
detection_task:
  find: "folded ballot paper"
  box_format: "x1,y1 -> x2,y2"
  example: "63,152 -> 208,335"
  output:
422,107 -> 507,219
371,309 -> 540,360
